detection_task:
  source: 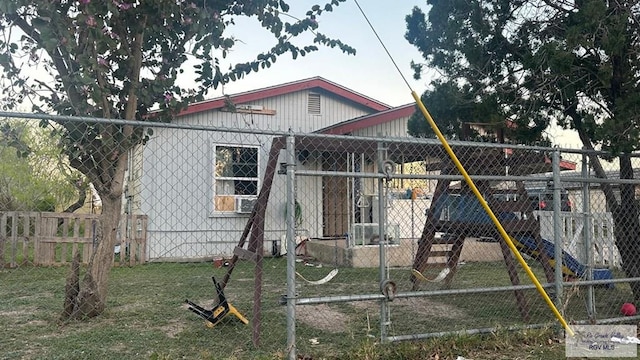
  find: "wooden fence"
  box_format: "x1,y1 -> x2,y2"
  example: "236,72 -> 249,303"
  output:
0,211 -> 147,268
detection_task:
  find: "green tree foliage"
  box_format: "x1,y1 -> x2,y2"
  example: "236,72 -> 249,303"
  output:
0,121 -> 79,211
0,0 -> 354,319
406,79 -> 542,142
406,1 -> 640,299
407,79 -> 551,145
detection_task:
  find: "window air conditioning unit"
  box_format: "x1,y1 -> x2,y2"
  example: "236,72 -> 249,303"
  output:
236,197 -> 257,214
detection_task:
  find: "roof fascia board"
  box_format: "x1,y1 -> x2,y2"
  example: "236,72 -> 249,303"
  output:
178,77 -> 390,116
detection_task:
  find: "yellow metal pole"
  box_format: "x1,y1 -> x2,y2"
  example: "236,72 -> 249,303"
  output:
411,91 -> 574,337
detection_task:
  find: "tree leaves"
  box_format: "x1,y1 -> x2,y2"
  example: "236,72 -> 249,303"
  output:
0,0 -> 355,192
0,120 -> 80,211
406,1 -> 640,152
0,0 -> 353,123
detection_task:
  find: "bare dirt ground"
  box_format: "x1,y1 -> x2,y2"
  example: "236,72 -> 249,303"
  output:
295,304 -> 349,333
296,297 -> 465,333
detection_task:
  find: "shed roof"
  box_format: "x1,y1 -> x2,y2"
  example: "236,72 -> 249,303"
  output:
281,134 -> 576,176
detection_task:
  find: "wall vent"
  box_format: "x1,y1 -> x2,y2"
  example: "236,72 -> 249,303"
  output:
308,93 -> 321,114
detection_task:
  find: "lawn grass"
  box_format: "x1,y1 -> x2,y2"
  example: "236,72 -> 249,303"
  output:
0,259 -> 637,359
333,328 -> 568,360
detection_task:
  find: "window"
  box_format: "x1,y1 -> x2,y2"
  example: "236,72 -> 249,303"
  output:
213,145 -> 259,213
308,93 -> 321,114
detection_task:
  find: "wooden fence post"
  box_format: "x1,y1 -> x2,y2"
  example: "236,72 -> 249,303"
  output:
0,212 -> 6,268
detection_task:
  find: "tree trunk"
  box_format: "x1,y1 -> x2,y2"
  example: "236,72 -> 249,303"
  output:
574,124 -> 640,299
612,155 -> 640,300
61,187 -> 124,319
62,251 -> 80,319
62,153 -> 127,319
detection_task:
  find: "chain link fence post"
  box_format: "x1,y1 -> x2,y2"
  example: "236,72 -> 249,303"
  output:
285,132 -> 297,360
377,140 -> 389,342
552,148 -> 564,319
582,150 -> 596,321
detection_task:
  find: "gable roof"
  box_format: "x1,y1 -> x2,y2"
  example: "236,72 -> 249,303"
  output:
317,103 -> 415,135
179,76 -> 391,116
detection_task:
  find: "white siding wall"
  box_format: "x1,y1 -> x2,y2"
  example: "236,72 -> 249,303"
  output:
141,89 -> 374,260
568,188 -> 609,213
140,128 -> 281,259
351,116 -> 411,138
178,90 -> 373,132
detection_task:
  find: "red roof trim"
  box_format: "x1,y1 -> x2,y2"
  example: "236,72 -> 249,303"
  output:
178,77 -> 390,116
319,104 -> 415,135
544,156 -> 577,171
560,159 -> 577,170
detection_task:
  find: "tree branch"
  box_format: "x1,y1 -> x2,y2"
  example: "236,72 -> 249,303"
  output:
61,179 -> 88,214
10,12 -> 86,113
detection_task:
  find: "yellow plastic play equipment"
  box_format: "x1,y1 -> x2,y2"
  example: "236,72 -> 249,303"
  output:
411,268 -> 450,283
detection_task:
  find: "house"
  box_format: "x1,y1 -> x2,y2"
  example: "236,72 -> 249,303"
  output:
132,76 -> 595,264
133,77 -> 416,261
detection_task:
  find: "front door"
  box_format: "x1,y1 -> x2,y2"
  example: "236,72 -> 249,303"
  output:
322,152 -> 349,237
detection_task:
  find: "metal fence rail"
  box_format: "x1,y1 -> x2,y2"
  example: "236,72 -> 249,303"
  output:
2,113 -> 640,359
284,133 -> 640,357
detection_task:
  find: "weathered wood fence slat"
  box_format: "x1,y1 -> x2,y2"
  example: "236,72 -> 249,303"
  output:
0,212 -> 147,268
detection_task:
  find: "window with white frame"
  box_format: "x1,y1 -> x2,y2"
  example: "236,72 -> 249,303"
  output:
213,145 -> 259,213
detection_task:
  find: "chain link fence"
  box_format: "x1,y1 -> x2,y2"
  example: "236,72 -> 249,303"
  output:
2,113 -> 640,358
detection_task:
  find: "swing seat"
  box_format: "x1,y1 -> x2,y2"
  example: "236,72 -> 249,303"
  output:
186,276 -> 249,327
412,267 -> 450,283
296,268 -> 338,285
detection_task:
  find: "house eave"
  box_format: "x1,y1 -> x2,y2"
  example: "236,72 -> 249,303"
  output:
177,77 -> 390,117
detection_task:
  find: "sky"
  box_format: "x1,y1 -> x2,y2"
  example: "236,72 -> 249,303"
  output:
202,0 -> 429,107
10,0 -> 580,147
202,0 -> 581,147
